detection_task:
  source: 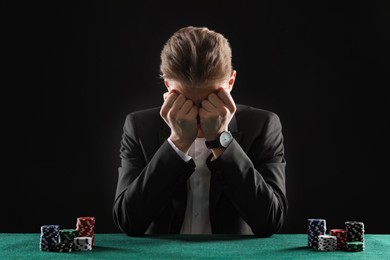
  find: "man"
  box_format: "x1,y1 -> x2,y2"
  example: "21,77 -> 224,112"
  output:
113,26 -> 287,237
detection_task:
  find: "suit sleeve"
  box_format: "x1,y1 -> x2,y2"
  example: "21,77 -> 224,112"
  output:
206,112 -> 287,237
112,113 -> 195,236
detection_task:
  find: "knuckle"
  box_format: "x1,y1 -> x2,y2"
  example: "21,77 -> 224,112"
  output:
177,94 -> 185,101
209,93 -> 217,100
160,108 -> 167,117
168,110 -> 177,118
231,104 -> 237,113
185,99 -> 193,106
198,110 -> 205,118
220,107 -> 228,116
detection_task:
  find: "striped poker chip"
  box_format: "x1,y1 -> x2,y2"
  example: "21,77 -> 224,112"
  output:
345,221 -> 365,242
73,237 -> 93,251
307,218 -> 327,249
318,235 -> 337,251
347,241 -> 365,252
55,242 -> 74,252
39,225 -> 60,251
329,229 -> 348,250
59,229 -> 78,244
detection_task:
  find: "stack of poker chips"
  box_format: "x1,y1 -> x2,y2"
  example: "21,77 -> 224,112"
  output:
55,229 -> 78,252
329,229 -> 348,250
345,221 -> 365,252
39,216 -> 96,253
307,218 -> 327,248
317,235 -> 337,251
307,218 -> 365,252
39,225 -> 60,251
76,216 -> 95,247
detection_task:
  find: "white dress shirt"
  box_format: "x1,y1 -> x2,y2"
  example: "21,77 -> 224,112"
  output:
167,138 -> 212,234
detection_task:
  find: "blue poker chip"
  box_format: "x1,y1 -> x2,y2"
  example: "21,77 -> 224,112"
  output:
307,219 -> 327,248
39,225 -> 60,251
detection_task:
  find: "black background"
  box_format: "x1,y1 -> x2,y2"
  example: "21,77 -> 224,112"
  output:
3,0 -> 389,234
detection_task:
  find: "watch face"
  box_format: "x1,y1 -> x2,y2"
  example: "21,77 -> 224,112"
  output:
219,131 -> 233,148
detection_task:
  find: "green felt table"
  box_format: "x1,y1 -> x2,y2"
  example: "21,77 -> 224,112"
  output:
0,233 -> 389,259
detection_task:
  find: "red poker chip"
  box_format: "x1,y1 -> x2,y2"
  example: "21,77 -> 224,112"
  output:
329,229 -> 348,249
75,216 -> 96,246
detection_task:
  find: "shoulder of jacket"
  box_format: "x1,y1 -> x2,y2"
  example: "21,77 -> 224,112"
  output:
236,104 -> 279,122
125,106 -> 161,121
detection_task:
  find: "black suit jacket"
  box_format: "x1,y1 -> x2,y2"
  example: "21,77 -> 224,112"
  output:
113,104 -> 287,237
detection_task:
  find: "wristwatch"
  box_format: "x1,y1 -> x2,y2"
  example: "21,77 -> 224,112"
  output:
205,131 -> 233,149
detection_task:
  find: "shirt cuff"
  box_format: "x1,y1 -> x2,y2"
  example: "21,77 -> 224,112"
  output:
167,138 -> 192,162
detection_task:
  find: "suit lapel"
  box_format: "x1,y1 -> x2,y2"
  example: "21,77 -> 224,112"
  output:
158,122 -> 187,234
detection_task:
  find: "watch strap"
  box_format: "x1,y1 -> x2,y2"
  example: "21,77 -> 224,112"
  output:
205,139 -> 221,149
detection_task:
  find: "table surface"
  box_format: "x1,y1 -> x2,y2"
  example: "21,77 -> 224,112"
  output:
0,233 -> 389,259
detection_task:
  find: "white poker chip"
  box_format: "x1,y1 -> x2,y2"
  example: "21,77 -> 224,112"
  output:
73,236 -> 93,251
318,235 -> 337,251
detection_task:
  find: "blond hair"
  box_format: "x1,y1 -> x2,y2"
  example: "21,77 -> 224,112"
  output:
160,26 -> 233,87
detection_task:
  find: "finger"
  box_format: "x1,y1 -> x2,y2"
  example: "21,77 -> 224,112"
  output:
207,93 -> 224,108
180,99 -> 194,114
171,94 -> 187,111
198,107 -> 207,118
217,88 -> 236,112
165,92 -> 178,106
188,105 -> 198,119
201,100 -> 216,113
160,92 -> 178,116
163,89 -> 177,101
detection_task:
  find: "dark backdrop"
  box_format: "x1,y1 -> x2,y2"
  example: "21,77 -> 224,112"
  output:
3,0 -> 389,234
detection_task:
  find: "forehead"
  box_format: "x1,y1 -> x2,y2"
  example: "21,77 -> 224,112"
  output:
168,80 -> 225,98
